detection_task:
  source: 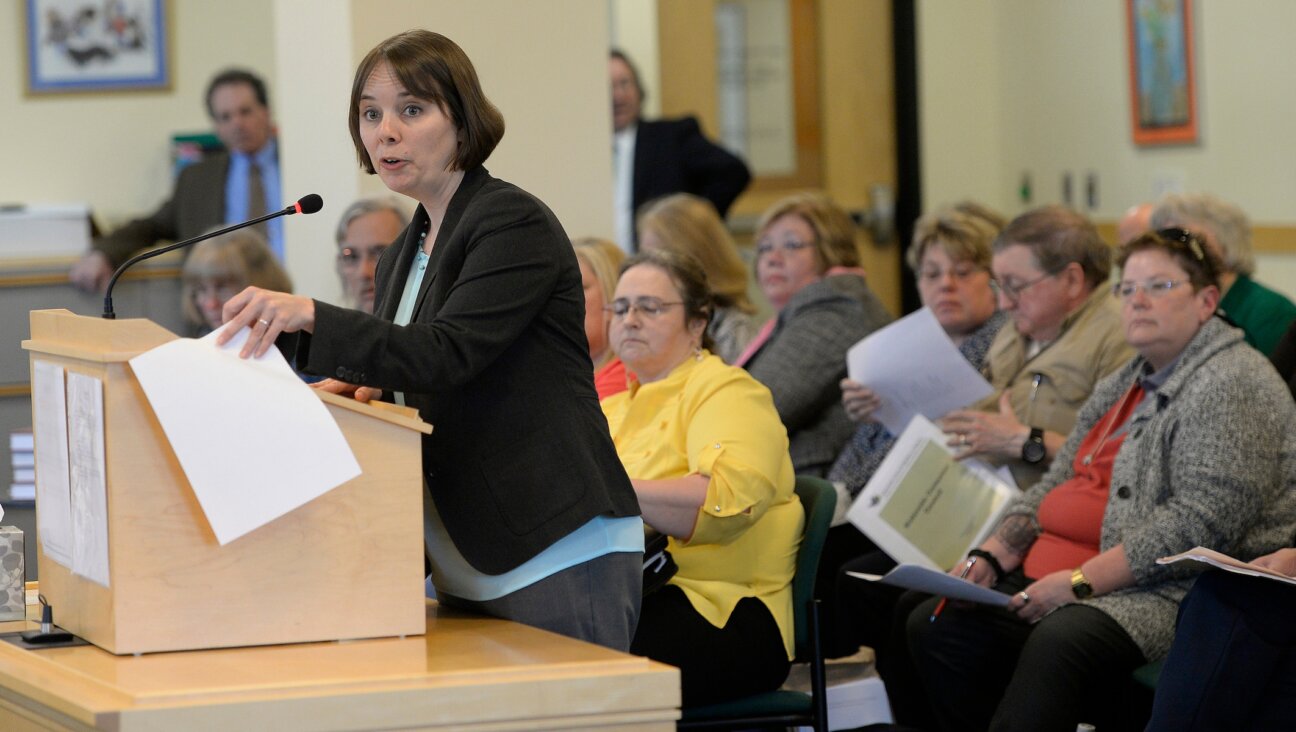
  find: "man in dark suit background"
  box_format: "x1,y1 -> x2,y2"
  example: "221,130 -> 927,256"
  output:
610,50 -> 751,252
70,69 -> 281,292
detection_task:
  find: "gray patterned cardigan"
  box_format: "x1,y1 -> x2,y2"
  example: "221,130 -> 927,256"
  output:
746,273 -> 893,477
1004,316 -> 1296,661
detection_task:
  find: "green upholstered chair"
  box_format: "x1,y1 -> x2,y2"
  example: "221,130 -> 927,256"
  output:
677,475 -> 836,731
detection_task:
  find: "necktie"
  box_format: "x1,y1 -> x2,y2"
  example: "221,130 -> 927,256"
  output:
248,162 -> 268,235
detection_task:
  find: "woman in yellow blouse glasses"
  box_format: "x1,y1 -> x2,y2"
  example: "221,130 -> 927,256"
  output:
601,248 -> 804,706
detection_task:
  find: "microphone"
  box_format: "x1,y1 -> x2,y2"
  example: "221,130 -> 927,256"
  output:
101,194 -> 324,319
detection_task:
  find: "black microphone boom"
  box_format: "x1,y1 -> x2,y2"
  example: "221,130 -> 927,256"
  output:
101,194 -> 324,319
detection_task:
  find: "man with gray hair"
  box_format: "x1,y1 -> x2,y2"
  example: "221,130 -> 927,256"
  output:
1150,193 -> 1296,355
334,196 -> 408,314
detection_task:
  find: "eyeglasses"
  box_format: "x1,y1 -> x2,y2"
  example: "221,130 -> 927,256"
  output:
996,271 -> 1059,301
604,297 -> 684,318
1112,279 -> 1189,300
917,263 -> 986,284
337,244 -> 388,267
755,238 -> 814,258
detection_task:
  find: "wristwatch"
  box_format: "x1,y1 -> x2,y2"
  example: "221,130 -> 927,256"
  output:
1021,427 -> 1046,464
1071,567 -> 1094,599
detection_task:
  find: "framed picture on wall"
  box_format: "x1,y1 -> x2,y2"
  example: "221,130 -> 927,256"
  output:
24,0 -> 170,95
1126,0 -> 1197,145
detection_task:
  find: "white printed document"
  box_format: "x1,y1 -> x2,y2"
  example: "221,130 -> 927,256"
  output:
846,308 -> 995,435
31,360 -> 73,568
129,325 -> 361,545
1158,546 -> 1296,587
848,563 -> 1013,606
846,415 -> 1018,571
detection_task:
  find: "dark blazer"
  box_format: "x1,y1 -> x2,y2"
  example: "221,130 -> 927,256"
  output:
632,117 -> 751,223
297,167 -> 640,575
93,153 -> 231,267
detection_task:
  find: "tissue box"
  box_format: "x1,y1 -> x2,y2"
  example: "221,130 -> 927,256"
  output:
0,527 -> 24,621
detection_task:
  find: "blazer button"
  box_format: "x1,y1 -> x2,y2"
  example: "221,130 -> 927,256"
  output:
1116,485 -> 1131,499
335,367 -> 347,379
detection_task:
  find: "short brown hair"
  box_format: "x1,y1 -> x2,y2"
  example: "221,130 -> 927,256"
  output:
620,248 -> 716,352
1116,228 -> 1223,293
349,30 -> 505,175
637,194 -> 754,313
906,207 -> 1000,273
755,193 -> 860,272
995,205 -> 1111,290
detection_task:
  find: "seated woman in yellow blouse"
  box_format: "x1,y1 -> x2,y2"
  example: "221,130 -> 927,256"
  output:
601,248 -> 804,706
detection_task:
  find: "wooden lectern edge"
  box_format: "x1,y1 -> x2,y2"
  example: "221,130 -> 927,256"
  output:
317,390 -> 432,434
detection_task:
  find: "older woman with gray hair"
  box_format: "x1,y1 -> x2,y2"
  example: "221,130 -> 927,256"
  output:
903,228 -> 1296,732
1151,192 -> 1296,355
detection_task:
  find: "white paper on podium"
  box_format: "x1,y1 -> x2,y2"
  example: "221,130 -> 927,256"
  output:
67,372 -> 110,587
31,360 -> 74,568
846,308 -> 995,435
129,324 -> 361,545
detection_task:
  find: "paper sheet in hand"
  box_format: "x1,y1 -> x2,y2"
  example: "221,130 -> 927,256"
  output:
31,360 -> 73,568
846,308 -> 994,434
129,325 -> 361,544
846,414 -> 1017,571
1157,546 -> 1296,587
848,564 -> 1012,605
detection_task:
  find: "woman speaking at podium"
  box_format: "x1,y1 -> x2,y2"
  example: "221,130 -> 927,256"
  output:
217,30 -> 643,650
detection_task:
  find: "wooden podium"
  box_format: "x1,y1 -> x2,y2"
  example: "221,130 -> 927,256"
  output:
21,309 -> 432,655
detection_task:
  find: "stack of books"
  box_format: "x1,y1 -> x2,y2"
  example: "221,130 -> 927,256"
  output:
9,430 -> 33,503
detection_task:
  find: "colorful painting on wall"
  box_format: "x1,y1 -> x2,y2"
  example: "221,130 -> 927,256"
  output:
1126,0 -> 1197,145
25,0 -> 170,95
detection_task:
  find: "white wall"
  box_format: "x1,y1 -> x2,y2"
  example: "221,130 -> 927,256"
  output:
609,0 -> 661,119
0,0 -> 276,224
917,0 -> 1296,300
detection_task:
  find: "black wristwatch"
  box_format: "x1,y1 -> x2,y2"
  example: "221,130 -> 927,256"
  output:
1021,427 -> 1046,464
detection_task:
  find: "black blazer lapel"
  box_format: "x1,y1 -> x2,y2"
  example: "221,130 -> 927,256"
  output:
410,167 -> 492,322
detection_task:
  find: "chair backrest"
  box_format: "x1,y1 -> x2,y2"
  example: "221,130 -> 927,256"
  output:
790,475 -> 835,659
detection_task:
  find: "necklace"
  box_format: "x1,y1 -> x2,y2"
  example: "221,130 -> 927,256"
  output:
1081,384 -> 1141,466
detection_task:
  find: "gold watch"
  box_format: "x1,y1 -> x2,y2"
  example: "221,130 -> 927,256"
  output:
1071,568 -> 1094,599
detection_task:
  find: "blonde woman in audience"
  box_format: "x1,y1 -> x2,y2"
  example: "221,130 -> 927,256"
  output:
903,229 -> 1296,732
637,193 -> 758,363
572,237 -> 627,399
602,248 -> 802,706
737,193 -> 892,477
825,206 -> 1007,657
182,228 -> 291,335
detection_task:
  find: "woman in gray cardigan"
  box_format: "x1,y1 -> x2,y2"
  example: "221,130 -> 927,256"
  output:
739,193 -> 892,476
900,229 -> 1296,732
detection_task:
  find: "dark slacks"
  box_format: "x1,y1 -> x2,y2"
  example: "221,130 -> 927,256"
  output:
1147,570 -> 1296,731
904,572 -> 1145,732
439,550 -> 642,652
821,524 -> 887,657
631,584 -> 791,707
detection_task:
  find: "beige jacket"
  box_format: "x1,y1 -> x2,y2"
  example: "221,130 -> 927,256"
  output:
975,286 -> 1134,489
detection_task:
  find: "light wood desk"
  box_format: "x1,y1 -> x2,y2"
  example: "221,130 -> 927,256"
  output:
0,600 -> 680,731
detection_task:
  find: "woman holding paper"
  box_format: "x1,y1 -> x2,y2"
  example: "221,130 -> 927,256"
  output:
601,249 -> 802,706
738,193 -> 892,477
215,31 -> 643,650
824,207 -> 1005,658
1147,548 -> 1296,730
901,229 -> 1296,732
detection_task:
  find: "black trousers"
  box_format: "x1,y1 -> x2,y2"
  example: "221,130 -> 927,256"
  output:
1147,570 -> 1296,731
631,584 -> 791,707
820,524 -> 887,658
903,572 -> 1145,732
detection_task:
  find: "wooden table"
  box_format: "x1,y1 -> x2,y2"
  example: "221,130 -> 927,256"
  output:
0,600 -> 680,731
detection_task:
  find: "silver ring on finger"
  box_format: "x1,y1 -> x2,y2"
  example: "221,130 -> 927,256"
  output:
258,318 -> 271,328
1019,591 -> 1031,605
